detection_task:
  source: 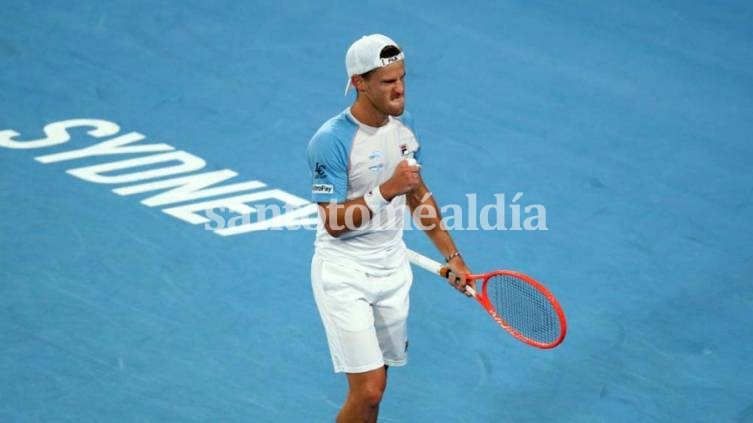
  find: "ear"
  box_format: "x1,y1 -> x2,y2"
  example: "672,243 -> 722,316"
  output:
352,75 -> 367,92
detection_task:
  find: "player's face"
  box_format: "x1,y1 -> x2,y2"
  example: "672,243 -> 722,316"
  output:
362,61 -> 406,116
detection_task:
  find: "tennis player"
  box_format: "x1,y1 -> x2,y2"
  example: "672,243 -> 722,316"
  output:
306,34 -> 471,422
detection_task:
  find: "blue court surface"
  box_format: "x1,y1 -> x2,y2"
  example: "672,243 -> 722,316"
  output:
2,1 -> 752,422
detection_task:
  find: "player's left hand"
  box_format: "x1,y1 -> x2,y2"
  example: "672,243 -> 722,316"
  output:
447,257 -> 474,297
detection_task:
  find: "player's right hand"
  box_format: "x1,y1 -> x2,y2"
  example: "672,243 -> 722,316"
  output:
381,158 -> 420,200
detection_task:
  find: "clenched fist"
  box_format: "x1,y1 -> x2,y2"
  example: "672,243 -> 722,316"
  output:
380,158 -> 420,200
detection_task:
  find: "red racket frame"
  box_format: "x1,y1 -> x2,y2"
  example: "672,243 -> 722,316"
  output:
442,267 -> 567,349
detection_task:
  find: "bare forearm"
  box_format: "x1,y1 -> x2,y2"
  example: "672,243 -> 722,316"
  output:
318,197 -> 371,237
407,183 -> 459,259
320,159 -> 420,238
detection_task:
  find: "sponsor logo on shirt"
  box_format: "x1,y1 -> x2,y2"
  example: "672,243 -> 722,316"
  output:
399,144 -> 416,159
312,183 -> 334,194
314,162 -> 327,179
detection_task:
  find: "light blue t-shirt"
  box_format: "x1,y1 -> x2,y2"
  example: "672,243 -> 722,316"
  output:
306,108 -> 422,274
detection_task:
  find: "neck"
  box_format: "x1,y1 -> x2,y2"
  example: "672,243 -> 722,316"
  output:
350,97 -> 388,127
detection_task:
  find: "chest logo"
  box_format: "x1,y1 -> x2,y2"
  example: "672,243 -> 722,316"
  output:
368,151 -> 385,173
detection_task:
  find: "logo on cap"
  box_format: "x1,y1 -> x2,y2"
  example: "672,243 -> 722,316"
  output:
380,55 -> 402,66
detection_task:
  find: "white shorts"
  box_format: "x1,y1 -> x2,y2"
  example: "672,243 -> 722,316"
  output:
311,254 -> 413,373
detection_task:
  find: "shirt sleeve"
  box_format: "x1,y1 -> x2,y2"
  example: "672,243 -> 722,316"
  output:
306,131 -> 349,203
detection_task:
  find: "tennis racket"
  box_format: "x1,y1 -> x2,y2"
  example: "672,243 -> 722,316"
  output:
407,249 -> 567,349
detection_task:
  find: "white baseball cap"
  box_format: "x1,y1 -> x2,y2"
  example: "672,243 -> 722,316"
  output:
344,34 -> 405,95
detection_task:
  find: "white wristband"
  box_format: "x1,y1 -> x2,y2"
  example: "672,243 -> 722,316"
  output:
364,186 -> 389,213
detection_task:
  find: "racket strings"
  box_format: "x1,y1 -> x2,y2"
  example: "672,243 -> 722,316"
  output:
488,274 -> 560,344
